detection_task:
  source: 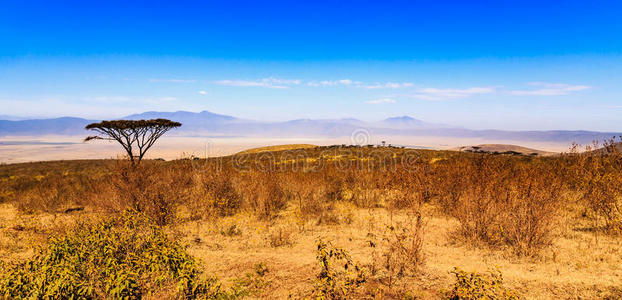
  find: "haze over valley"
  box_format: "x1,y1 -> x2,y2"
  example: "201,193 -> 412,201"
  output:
2,110 -> 619,163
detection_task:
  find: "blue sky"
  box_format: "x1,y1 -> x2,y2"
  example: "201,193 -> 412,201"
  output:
1,1 -> 622,131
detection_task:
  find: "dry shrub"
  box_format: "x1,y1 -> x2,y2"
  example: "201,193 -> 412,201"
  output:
401,162 -> 436,204
436,156 -> 468,212
0,182 -> 12,204
285,173 -> 342,224
347,186 -> 385,208
268,226 -> 295,247
191,169 -> 241,218
220,224 -> 242,237
312,239 -> 366,299
448,155 -> 510,244
345,171 -> 388,208
386,212 -> 425,277
367,209 -> 425,289
103,160 -> 192,225
314,210 -> 339,226
322,171 -> 345,202
239,172 -> 287,219
12,170 -> 103,214
287,174 -> 353,226
295,189 -> 324,222
15,174 -> 74,214
576,138 -> 622,234
390,164 -> 435,209
448,155 -> 563,256
296,192 -> 328,224
500,163 -> 563,256
443,267 -> 520,299
384,189 -> 416,210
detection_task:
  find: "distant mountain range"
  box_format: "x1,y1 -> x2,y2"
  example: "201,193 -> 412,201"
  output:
0,115 -> 27,121
0,117 -> 96,136
1,110 -> 620,145
377,115 -> 449,129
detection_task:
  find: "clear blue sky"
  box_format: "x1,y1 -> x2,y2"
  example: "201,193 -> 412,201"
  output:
1,1 -> 622,131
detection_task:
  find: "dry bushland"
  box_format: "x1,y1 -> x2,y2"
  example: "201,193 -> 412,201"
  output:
1,141 -> 622,298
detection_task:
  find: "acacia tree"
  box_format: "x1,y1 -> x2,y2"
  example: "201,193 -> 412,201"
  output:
84,119 -> 182,164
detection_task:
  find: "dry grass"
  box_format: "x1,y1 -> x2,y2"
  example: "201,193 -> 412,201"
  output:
234,144 -> 317,155
1,142 -> 622,298
1,201 -> 621,298
172,205 -> 622,299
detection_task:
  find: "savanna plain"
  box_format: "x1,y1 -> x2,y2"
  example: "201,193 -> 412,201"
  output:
1,142 -> 621,299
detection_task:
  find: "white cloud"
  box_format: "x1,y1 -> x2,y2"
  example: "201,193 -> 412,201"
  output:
148,78 -> 196,83
214,80 -> 286,89
407,87 -> 496,100
358,82 -> 414,89
217,78 -> 412,89
305,80 -> 411,89
306,79 -> 362,87
509,82 -> 591,96
366,98 -> 396,104
320,80 -> 337,86
324,79 -> 354,86
198,90 -> 208,95
214,77 -> 300,89
269,78 -> 302,85
339,79 -> 353,85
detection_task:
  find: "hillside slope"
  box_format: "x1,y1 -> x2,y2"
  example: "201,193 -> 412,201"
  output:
235,144 -> 317,155
455,144 -> 555,156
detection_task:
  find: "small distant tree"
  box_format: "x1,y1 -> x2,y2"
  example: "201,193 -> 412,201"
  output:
84,119 -> 181,164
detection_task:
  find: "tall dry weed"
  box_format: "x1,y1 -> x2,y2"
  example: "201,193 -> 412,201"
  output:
447,155 -> 564,255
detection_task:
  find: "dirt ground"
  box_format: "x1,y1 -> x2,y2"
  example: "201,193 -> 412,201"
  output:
3,202 -> 620,299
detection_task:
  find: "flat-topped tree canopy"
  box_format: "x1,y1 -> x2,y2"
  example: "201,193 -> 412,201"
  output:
85,119 -> 181,164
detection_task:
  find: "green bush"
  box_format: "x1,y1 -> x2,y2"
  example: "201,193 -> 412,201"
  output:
0,211 -> 223,299
444,267 -> 520,300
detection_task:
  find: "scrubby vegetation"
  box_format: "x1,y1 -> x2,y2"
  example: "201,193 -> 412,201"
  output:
1,139 -> 622,298
443,268 -> 520,300
0,211 -> 223,299
313,239 -> 367,299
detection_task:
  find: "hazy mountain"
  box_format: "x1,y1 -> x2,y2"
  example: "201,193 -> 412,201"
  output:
377,116 -> 454,129
380,116 -> 429,128
0,117 -> 94,136
123,110 -> 240,133
1,110 -> 621,145
0,115 -> 26,121
124,110 -> 236,123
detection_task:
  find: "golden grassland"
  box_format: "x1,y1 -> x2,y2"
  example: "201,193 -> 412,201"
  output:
234,144 -> 317,155
1,143 -> 622,298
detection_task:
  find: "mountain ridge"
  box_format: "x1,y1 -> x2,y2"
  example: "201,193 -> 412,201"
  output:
1,110 -> 621,145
